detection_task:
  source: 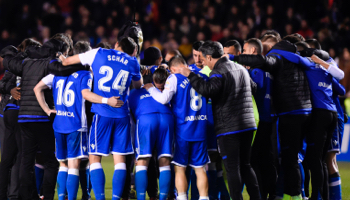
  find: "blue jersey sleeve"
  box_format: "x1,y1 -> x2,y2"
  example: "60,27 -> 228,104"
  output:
80,73 -> 93,91
129,59 -> 141,81
249,69 -> 264,89
332,78 -> 345,96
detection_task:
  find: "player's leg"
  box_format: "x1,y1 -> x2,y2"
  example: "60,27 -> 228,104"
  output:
174,166 -> 188,200
111,116 -> 133,200
66,131 -> 88,200
172,135 -> 190,200
54,131 -> 69,200
326,152 -> 341,200
156,113 -> 173,200
327,117 -> 343,200
135,158 -> 150,200
190,140 -> 210,200
89,114 -> 112,200
217,133 -> 243,200
36,122 -> 59,200
79,159 -> 91,200
240,131 -> 260,200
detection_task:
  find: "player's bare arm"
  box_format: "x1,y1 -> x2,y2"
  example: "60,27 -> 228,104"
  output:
81,89 -> 124,108
60,54 -> 81,66
34,80 -> 56,116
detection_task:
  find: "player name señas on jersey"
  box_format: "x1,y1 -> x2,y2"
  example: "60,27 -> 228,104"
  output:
79,48 -> 141,118
128,88 -> 173,119
42,70 -> 92,133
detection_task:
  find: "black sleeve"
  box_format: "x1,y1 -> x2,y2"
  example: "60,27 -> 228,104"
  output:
47,61 -> 89,76
2,55 -> 24,77
233,54 -> 281,72
26,39 -> 65,59
313,49 -> 330,61
188,71 -> 223,98
0,71 -> 14,94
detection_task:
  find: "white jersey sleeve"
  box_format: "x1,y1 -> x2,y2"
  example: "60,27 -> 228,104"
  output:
327,63 -> 344,80
78,48 -> 99,66
41,74 -> 55,89
147,74 -> 177,104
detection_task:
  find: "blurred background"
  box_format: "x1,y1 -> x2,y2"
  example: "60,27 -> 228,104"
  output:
0,0 -> 350,92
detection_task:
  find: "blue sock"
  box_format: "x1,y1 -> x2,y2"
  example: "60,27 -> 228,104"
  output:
190,169 -> 199,200
329,172 -> 341,200
216,171 -> 229,199
112,163 -> 127,200
67,169 -> 80,200
298,162 -> 306,198
90,163 -> 106,200
207,163 -> 217,200
135,166 -> 148,200
57,167 -> 68,200
35,164 -> 45,195
159,166 -> 171,200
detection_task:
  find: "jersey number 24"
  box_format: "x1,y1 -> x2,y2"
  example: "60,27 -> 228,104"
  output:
98,66 -> 129,95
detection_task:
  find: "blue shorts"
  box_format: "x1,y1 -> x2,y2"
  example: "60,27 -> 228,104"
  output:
207,116 -> 217,151
172,136 -> 209,168
89,114 -> 133,156
329,118 -> 344,154
135,113 -> 174,160
54,131 -> 88,161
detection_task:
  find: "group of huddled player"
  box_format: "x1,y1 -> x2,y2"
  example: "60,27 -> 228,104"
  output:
0,21 -> 346,200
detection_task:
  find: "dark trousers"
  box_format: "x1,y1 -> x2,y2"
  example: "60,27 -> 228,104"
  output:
0,116 -> 4,154
278,114 -> 310,196
251,121 -> 277,200
305,109 -> 337,200
19,122 -> 58,200
0,110 -> 21,200
218,131 -> 261,200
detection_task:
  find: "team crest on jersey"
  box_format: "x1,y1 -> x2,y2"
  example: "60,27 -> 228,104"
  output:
72,72 -> 79,78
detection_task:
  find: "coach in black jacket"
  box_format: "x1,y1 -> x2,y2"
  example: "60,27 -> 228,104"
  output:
231,39 -> 311,199
177,41 -> 260,200
0,35 -> 89,200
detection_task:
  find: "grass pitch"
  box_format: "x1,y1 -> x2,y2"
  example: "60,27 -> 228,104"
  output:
61,156 -> 350,200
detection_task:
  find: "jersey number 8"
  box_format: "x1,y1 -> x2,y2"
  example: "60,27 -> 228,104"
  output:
56,80 -> 75,107
98,66 -> 129,95
190,88 -> 202,111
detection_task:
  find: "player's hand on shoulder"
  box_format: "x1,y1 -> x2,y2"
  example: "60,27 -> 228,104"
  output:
108,96 -> 124,108
143,83 -> 154,90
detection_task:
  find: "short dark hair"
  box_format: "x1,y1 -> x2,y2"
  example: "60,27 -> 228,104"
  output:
73,41 -> 92,55
261,30 -> 281,42
283,35 -> 301,44
261,35 -> 279,44
305,39 -> 321,50
245,38 -> 263,54
118,37 -> 137,55
291,33 -> 305,41
224,40 -> 242,54
200,41 -> 224,58
193,41 -> 204,51
167,49 -> 181,57
168,55 -> 187,69
295,41 -> 310,51
17,38 -> 42,52
50,33 -> 73,54
153,66 -> 170,84
95,42 -> 112,49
